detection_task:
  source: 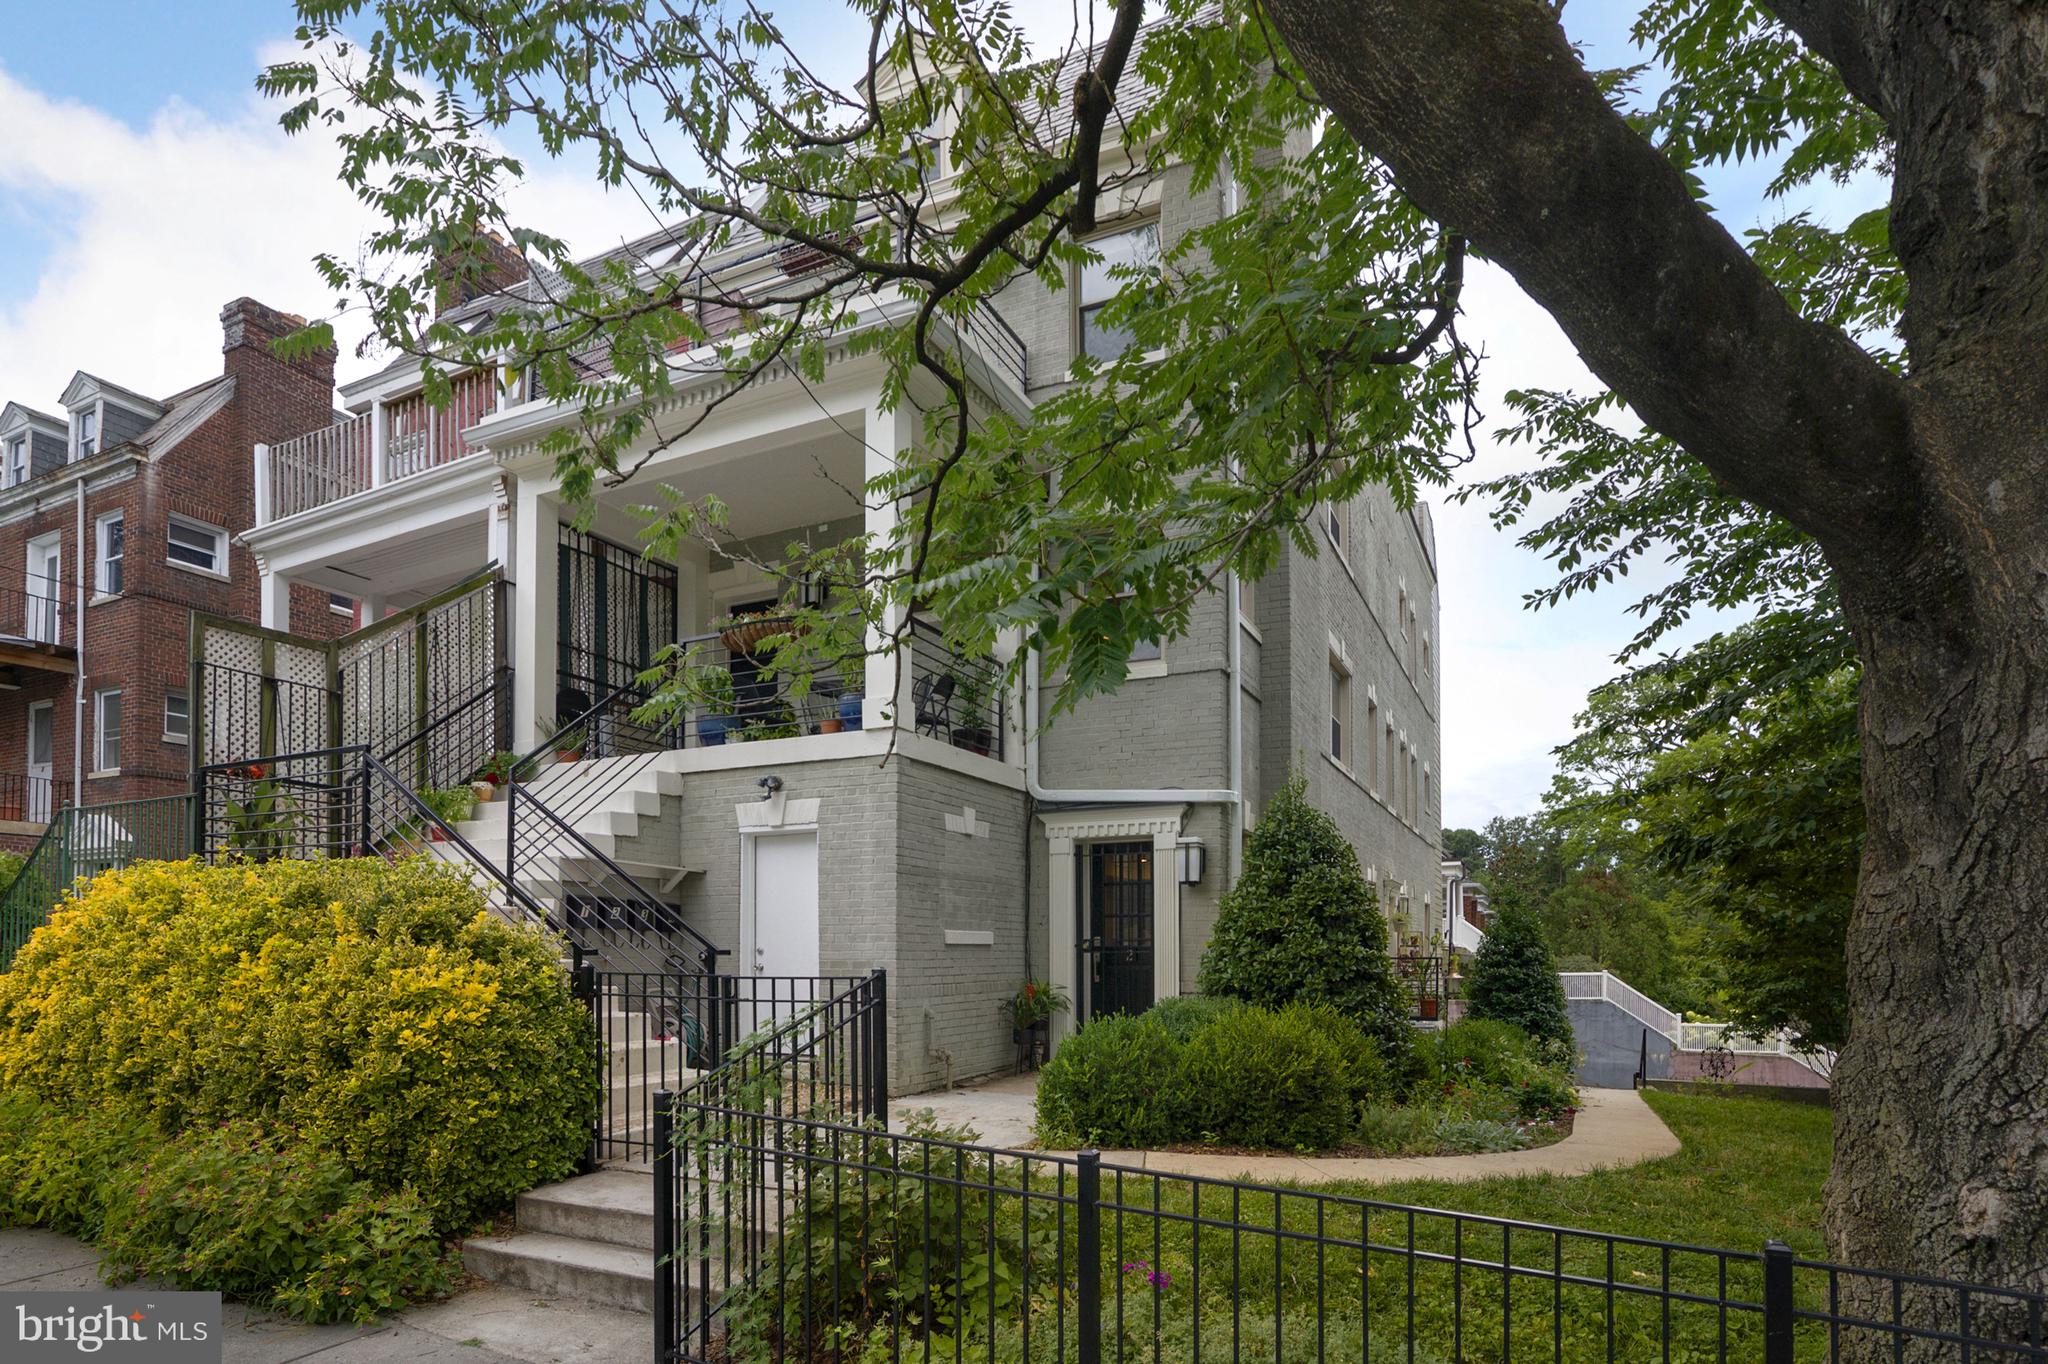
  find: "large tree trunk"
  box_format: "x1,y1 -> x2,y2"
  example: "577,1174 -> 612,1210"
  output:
1255,0 -> 2048,1345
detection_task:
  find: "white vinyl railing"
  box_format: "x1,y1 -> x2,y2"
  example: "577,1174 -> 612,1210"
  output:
1560,970 -> 1833,1076
1560,970 -> 1683,1038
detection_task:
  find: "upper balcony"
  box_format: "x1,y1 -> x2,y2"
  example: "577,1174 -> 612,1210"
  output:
0,572 -> 78,679
257,368 -> 499,524
254,292 -> 1028,528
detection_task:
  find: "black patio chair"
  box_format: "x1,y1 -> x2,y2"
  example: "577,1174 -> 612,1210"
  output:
912,673 -> 956,738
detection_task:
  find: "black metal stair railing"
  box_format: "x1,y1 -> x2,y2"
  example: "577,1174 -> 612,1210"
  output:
507,781 -> 723,978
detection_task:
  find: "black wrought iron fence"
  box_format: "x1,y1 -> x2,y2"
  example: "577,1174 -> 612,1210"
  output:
0,793 -> 193,970
658,1105 -> 2048,1364
580,968 -> 884,1167
195,746 -> 366,861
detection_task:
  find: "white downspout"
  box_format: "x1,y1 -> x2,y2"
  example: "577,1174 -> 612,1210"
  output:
1023,652 -> 1237,807
73,481 -> 86,798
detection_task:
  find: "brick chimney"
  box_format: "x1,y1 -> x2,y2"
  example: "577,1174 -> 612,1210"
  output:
435,229 -> 531,317
221,297 -> 339,446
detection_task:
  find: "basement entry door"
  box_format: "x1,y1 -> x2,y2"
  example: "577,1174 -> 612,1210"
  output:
743,830 -> 821,1027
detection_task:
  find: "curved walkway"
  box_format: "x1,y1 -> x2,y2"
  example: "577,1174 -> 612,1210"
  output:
897,1079 -> 1680,1186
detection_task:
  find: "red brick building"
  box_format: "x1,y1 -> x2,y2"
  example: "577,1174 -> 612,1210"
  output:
0,298 -> 352,847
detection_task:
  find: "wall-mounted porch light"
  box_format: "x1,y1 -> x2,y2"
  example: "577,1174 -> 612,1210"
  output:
1175,836 -> 1206,886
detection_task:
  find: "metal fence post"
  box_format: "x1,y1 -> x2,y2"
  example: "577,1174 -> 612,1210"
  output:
870,968 -> 889,1125
1077,1149 -> 1102,1364
572,947 -> 599,1172
653,1089 -> 675,1364
1763,1240 -> 1796,1364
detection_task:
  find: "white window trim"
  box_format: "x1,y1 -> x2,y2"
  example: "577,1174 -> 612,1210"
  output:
1328,648 -> 1352,767
3,433 -> 26,487
70,401 -> 102,462
164,692 -> 189,745
92,687 -> 122,776
92,510 -> 123,600
328,593 -> 358,618
165,513 -> 230,580
1074,217 -> 1162,363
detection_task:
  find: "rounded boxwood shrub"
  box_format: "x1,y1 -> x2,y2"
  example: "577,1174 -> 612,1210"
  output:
1145,993 -> 1242,1041
0,857 -> 598,1231
1033,1013 -> 1181,1148
1197,777 -> 1412,1065
1171,1002 -> 1363,1150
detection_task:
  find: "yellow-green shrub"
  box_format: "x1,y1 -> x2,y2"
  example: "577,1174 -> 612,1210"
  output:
0,857 -> 597,1231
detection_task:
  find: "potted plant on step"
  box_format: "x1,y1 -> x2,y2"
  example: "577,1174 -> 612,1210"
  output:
420,786 -> 478,841
474,749 -> 534,790
1003,979 -> 1070,1073
540,715 -> 586,763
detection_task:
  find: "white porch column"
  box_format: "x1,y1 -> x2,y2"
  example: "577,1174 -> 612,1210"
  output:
1153,828 -> 1183,1003
486,475 -> 513,570
511,481 -> 559,749
258,567 -> 291,631
358,593 -> 387,625
1046,833 -> 1079,1048
862,396 -> 905,732
252,443 -> 272,528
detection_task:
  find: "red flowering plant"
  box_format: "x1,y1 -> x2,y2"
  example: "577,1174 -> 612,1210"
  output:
1003,978 -> 1071,1031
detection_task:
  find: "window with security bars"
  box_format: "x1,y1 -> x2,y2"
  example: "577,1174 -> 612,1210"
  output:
557,526 -> 678,704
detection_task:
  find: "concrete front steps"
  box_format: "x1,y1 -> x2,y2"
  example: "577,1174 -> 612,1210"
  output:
463,1169 -> 659,1312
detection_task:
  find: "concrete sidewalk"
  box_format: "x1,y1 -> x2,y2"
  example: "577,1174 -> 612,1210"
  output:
898,1079 -> 1683,1184
0,1228 -> 649,1364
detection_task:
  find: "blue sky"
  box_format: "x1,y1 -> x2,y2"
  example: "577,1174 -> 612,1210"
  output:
0,0 -> 1878,826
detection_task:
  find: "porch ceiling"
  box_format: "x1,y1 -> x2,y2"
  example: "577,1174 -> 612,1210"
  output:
302,514 -> 491,608
598,421 -> 866,539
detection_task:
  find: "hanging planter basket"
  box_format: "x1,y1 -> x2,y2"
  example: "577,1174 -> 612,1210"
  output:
720,618 -> 805,653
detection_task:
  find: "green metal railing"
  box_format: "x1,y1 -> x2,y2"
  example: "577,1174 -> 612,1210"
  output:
0,794 -> 195,969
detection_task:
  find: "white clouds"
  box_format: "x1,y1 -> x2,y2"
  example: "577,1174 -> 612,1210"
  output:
0,60 -> 372,404
0,48 -> 648,407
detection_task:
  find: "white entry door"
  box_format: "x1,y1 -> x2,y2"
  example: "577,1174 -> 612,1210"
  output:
25,702 -> 53,821
25,536 -> 60,645
742,830 -> 821,1028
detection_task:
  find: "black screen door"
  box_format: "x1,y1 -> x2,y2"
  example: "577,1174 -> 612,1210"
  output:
1080,841 -> 1155,1020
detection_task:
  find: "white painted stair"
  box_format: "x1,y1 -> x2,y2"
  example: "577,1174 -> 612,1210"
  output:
416,751 -> 704,957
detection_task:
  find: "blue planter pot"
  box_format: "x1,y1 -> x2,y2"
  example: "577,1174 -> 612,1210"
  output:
838,694 -> 864,731
697,713 -> 732,747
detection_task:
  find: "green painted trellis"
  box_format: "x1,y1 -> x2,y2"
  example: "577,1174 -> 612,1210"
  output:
188,567 -> 510,794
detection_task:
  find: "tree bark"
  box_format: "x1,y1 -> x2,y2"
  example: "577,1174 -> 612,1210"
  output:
1256,0 -> 2048,1345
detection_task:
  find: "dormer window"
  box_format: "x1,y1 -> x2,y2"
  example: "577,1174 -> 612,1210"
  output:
73,409 -> 98,460
3,436 -> 24,487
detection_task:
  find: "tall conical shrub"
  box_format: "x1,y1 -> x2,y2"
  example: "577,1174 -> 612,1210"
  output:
1466,905 -> 1575,1048
1198,775 -> 1410,1057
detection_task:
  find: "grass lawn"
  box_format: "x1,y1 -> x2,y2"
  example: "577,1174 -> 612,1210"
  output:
1350,1089 -> 1833,1257
735,1090 -> 1841,1364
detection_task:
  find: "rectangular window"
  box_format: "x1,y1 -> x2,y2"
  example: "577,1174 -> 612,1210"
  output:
1238,574 -> 1257,629
1117,589 -> 1162,664
94,689 -> 121,773
1077,221 -> 1160,361
73,409 -> 98,460
166,515 -> 227,575
1327,503 -> 1345,555
1366,697 -> 1380,792
94,512 -> 123,596
4,436 -> 25,487
329,592 -> 357,618
1330,659 -> 1351,764
164,692 -> 188,744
